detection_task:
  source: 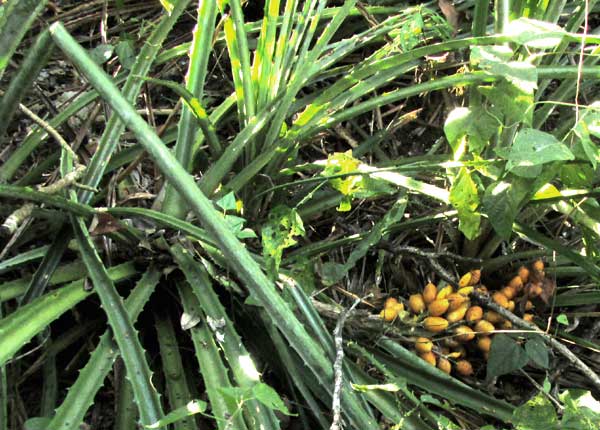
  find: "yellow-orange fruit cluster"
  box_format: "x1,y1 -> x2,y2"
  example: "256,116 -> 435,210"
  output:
378,260 -> 548,379
379,297 -> 405,321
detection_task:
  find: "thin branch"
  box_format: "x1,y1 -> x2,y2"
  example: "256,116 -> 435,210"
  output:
330,295 -> 369,430
18,102 -> 79,165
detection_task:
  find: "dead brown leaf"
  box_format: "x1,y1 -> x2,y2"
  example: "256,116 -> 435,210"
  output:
438,0 -> 460,30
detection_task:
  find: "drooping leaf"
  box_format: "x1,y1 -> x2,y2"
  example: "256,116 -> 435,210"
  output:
524,335 -> 549,369
145,400 -> 208,429
252,383 -> 292,415
504,18 -> 565,49
573,105 -> 600,169
449,167 -> 481,239
478,80 -> 534,127
216,192 -> 238,212
115,38 -> 136,70
444,107 -> 498,155
88,44 -> 114,64
507,129 -> 574,175
470,45 -> 514,66
482,177 -> 531,239
487,334 -> 529,380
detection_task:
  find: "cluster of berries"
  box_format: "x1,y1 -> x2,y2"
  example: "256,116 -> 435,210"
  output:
379,261 -> 547,377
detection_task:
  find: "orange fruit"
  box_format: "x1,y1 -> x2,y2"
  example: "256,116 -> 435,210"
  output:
524,313 -> 534,322
484,311 -> 503,324
448,346 -> 466,358
447,293 -> 467,311
409,294 -> 426,313
477,336 -> 492,352
423,282 -> 438,304
457,286 -> 474,296
525,300 -> 534,311
508,276 -> 523,291
423,317 -> 449,333
518,266 -> 530,283
447,302 -> 470,323
465,306 -> 483,322
501,286 -> 517,300
533,260 -> 544,272
428,299 -> 450,317
469,269 -> 481,285
415,337 -> 433,354
507,300 -> 515,312
492,292 -> 510,309
529,283 -> 543,297
379,308 -> 398,322
455,325 -> 475,342
436,285 -> 454,300
456,360 -> 474,376
474,320 -> 495,334
437,357 -> 452,374
458,272 -> 472,288
419,351 -> 436,366
384,297 -> 399,308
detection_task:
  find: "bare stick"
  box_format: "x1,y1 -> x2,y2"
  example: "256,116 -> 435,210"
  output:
330,295 -> 367,430
18,102 -> 79,164
1,165 -> 85,236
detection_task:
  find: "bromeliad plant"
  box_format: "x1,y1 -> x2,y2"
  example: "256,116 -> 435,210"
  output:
1,0 -> 600,429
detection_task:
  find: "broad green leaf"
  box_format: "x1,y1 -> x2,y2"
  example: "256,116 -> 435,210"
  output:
505,18 -> 565,49
507,129 -> 574,174
478,80 -> 534,127
512,393 -> 558,430
556,314 -> 569,325
252,383 -> 292,415
487,62 -> 537,94
115,38 -> 135,70
217,386 -> 247,404
444,107 -> 497,155
261,205 -> 305,279
524,336 -> 549,369
320,262 -> 347,286
543,378 -> 551,393
482,178 -> 530,239
449,167 -> 481,239
560,390 -> 600,430
487,334 -> 528,380
573,106 -> 600,169
145,400 -> 208,429
470,45 -> 513,66
88,44 -> 114,64
559,164 -> 595,188
216,192 -> 238,212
